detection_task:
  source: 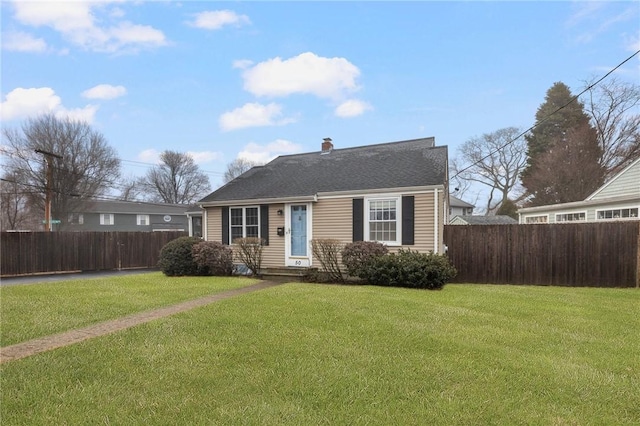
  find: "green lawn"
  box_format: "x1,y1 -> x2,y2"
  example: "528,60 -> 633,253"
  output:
0,272 -> 256,346
2,281 -> 639,425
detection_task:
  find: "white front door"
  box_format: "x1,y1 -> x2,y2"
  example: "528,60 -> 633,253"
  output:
285,203 -> 312,267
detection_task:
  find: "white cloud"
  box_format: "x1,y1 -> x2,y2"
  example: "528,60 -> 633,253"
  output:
137,149 -> 222,165
237,139 -> 303,164
137,149 -> 161,164
219,102 -> 296,131
334,99 -> 372,118
242,52 -> 361,100
2,31 -> 47,52
1,87 -> 99,123
187,150 -> 223,164
233,59 -> 254,69
82,84 -> 127,100
188,10 -> 251,30
10,1 -> 167,53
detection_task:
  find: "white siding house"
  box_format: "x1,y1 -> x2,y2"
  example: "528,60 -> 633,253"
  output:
518,158 -> 640,224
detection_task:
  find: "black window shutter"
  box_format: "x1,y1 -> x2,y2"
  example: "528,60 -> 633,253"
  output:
402,196 -> 415,245
221,207 -> 229,245
260,205 -> 269,246
352,198 -> 364,242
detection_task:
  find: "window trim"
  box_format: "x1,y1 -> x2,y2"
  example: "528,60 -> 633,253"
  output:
364,196 -> 402,246
68,213 -> 84,225
99,213 -> 114,225
524,214 -> 549,224
229,206 -> 261,242
136,214 -> 150,226
595,207 -> 639,221
555,211 -> 587,223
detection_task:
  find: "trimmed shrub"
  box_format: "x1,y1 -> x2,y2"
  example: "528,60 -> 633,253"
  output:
192,241 -> 234,276
341,241 -> 389,279
310,239 -> 344,283
158,236 -> 209,276
365,249 -> 457,290
233,237 -> 264,276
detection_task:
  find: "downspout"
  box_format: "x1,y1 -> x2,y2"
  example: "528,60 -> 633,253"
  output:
202,208 -> 208,241
434,188 -> 439,253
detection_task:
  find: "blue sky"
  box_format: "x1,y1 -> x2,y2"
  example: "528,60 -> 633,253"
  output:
2,1 -> 638,201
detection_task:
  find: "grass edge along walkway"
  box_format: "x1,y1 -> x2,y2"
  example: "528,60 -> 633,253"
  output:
0,280 -> 283,364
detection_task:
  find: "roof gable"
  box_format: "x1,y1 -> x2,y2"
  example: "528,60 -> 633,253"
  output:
587,157 -> 640,201
450,215 -> 518,225
201,137 -> 448,203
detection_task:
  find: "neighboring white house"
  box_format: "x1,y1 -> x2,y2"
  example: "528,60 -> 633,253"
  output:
518,157 -> 640,224
449,195 -> 474,217
450,215 -> 517,225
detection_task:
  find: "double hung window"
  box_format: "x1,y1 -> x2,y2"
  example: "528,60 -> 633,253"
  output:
230,207 -> 259,242
100,214 -> 114,225
366,198 -> 400,245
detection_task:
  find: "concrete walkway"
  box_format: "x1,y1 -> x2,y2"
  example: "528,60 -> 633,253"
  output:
1,280 -> 283,364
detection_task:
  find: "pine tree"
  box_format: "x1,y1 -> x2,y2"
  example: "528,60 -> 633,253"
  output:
521,82 -> 604,206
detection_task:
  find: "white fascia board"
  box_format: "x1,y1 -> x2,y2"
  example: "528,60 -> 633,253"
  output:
317,185 -> 445,200
199,195 -> 317,208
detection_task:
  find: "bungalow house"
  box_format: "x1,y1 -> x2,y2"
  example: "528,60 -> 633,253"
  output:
65,200 -> 191,232
518,157 -> 640,224
198,137 -> 449,269
449,195 -> 474,217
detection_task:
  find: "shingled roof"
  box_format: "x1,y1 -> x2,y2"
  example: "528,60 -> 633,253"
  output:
200,137 -> 447,203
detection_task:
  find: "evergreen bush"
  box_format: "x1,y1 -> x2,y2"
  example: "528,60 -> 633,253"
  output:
366,249 -> 457,290
341,241 -> 388,279
157,236 -> 209,276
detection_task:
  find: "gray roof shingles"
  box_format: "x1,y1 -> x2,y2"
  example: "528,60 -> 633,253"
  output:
453,215 -> 518,225
201,138 -> 447,203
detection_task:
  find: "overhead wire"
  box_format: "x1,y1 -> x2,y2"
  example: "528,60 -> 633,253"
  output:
450,49 -> 640,181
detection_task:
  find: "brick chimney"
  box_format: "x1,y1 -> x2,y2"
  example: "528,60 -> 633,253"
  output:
321,137 -> 333,152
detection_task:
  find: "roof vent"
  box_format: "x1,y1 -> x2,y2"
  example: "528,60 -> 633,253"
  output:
321,137 -> 333,154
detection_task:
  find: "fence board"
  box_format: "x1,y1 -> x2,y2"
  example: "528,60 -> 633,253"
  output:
443,222 -> 639,288
1,231 -> 187,277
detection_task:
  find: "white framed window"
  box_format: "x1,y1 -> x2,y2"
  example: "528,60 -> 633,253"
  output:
365,197 -> 401,245
555,212 -> 586,222
230,206 -> 260,242
596,207 -> 639,220
100,214 -> 114,225
137,214 -> 150,226
68,213 -> 84,225
524,215 -> 548,224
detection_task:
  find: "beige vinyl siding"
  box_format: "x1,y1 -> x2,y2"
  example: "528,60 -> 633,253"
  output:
413,191 -> 436,253
262,204 -> 285,268
205,207 -> 222,242
311,198 -> 352,266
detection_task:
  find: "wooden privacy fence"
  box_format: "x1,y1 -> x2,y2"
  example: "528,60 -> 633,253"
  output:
1,231 -> 187,277
443,222 -> 640,288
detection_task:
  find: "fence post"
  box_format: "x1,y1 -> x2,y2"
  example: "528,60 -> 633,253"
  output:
636,222 -> 640,289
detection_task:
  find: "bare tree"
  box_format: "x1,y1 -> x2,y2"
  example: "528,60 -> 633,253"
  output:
223,158 -> 260,183
118,175 -> 144,201
2,114 -> 120,230
0,171 -> 31,230
451,127 -> 528,213
139,150 -> 211,204
582,77 -> 640,178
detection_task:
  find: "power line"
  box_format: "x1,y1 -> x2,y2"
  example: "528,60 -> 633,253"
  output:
450,49 -> 640,181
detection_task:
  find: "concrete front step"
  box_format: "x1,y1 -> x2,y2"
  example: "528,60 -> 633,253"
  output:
259,267 -> 316,281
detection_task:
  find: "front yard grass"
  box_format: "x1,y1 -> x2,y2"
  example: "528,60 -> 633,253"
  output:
0,272 -> 256,346
2,282 -> 639,425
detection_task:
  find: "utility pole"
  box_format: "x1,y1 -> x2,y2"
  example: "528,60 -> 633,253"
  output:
35,149 -> 63,232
